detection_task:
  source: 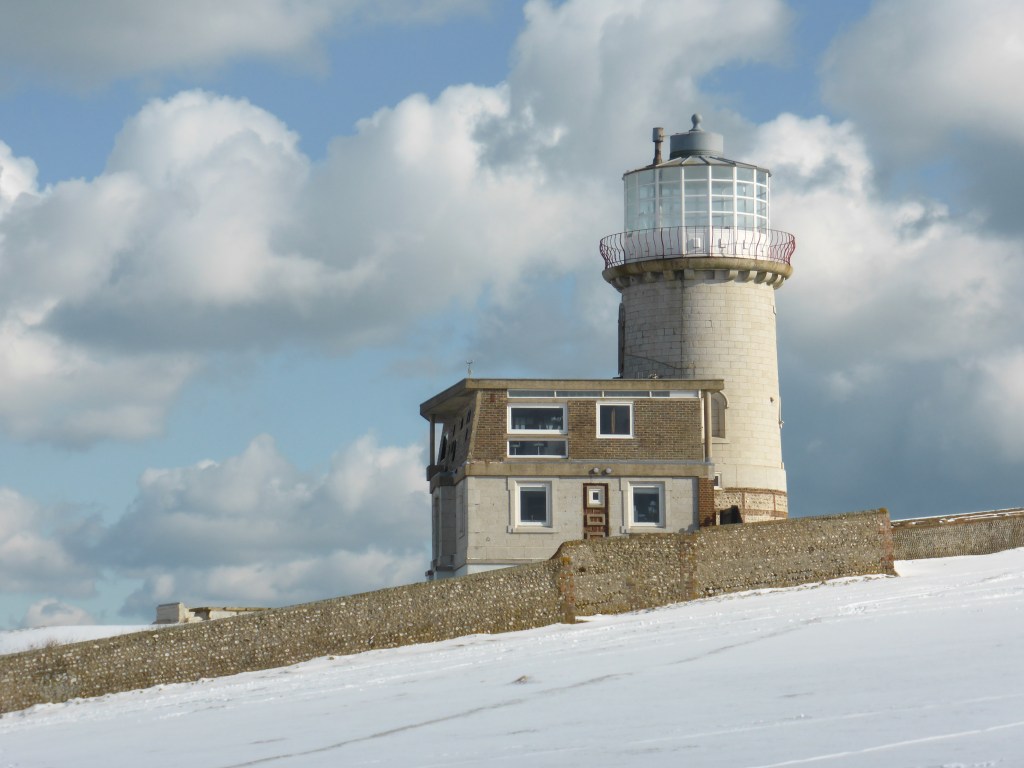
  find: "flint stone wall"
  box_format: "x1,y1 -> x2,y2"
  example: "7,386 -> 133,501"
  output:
0,509 -> 892,715
892,508 -> 1024,560
692,510 -> 894,596
0,561 -> 565,716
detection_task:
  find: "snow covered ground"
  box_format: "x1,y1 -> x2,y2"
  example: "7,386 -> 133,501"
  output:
2,551 -> 1024,767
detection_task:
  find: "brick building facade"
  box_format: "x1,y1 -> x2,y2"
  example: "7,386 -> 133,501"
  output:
421,379 -> 722,578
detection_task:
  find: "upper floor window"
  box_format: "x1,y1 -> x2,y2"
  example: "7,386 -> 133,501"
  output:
597,402 -> 633,438
508,405 -> 566,433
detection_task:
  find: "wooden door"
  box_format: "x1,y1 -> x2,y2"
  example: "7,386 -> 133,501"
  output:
583,483 -> 609,539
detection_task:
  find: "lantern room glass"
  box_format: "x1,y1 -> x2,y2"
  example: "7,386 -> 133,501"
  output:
624,163 -> 769,233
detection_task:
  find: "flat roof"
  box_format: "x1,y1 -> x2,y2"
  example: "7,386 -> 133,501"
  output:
420,377 -> 725,420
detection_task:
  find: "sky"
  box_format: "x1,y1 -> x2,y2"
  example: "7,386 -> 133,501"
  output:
0,0 -> 1022,628
4,551 -> 1024,765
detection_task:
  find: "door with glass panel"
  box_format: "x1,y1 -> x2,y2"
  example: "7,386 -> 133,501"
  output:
583,484 -> 609,539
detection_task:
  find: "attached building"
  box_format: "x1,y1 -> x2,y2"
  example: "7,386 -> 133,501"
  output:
421,378 -> 722,578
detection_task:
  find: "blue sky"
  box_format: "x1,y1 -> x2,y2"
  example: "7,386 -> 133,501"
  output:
1,0 -> 1021,628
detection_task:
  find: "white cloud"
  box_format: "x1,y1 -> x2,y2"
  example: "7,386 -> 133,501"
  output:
506,0 -> 790,164
0,489 -> 97,597
101,433 -> 429,617
972,349 -> 1024,462
21,598 -> 94,629
0,1 -> 798,445
755,113 -> 1019,365
751,113 -> 1024,471
822,0 -> 1024,157
0,317 -> 198,444
0,141 -> 38,214
4,85 -> 574,442
0,427 -> 430,623
821,0 -> 1024,235
0,0 -> 487,90
0,91 -> 312,442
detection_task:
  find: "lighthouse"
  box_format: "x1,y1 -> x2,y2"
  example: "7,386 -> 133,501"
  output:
420,115 -> 795,579
600,115 -> 795,522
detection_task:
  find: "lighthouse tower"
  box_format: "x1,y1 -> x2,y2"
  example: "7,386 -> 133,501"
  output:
600,116 -> 795,523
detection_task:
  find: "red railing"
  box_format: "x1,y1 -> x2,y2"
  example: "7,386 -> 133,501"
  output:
599,226 -> 795,269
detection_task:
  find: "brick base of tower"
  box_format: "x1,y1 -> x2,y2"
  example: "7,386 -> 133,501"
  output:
709,487 -> 788,526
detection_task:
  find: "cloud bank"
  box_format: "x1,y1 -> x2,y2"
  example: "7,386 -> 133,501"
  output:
1,433 -> 428,623
0,0 -> 488,90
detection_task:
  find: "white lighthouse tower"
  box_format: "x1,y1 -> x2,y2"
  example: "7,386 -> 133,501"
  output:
601,115 -> 795,522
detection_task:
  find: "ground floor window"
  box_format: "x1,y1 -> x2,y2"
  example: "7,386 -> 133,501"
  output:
630,482 -> 664,526
516,481 -> 552,526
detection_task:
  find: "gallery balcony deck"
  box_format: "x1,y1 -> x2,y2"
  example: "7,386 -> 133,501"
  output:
600,226 -> 795,269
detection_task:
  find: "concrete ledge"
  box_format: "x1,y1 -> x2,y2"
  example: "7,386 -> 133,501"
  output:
603,256 -> 793,285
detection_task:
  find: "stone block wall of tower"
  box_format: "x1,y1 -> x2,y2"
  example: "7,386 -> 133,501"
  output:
620,273 -> 783,474
614,261 -> 788,521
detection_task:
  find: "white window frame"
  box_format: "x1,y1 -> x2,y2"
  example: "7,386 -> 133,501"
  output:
514,481 -> 552,528
628,482 -> 665,528
507,404 -> 567,434
597,401 -> 633,438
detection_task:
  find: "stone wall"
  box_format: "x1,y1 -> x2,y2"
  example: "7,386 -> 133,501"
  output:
892,508 -> 1024,560
0,509 -> 893,715
0,561 -> 564,716
692,510 -> 894,597
558,534 -> 694,616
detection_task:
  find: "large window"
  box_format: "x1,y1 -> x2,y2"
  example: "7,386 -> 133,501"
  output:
630,483 -> 664,527
516,482 -> 551,526
508,405 -> 566,433
598,402 -> 633,438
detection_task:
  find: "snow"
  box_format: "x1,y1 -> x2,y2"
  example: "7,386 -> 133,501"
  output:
3,551 -> 1024,767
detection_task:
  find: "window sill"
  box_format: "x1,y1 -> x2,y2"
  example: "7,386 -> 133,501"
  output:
508,525 -> 556,534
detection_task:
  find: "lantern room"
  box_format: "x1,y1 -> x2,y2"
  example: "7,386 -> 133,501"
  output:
624,115 -> 770,234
